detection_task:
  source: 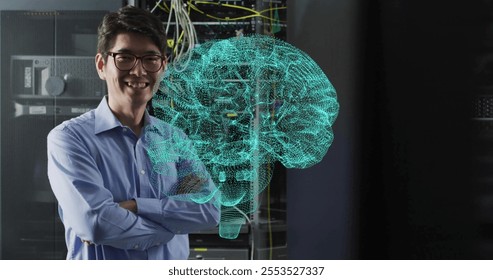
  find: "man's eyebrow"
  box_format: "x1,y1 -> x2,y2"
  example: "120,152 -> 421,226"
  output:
115,48 -> 161,55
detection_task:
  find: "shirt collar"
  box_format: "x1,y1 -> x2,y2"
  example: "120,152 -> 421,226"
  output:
94,96 -> 152,135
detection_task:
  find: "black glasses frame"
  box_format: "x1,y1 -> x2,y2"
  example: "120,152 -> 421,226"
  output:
106,52 -> 165,73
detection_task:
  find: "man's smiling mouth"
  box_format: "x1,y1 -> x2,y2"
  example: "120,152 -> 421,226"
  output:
125,81 -> 149,88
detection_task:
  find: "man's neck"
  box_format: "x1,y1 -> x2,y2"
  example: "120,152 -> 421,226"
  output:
108,98 -> 147,136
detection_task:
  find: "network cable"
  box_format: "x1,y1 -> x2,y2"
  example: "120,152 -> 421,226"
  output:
188,1 -> 286,22
150,0 -> 287,71
151,0 -> 198,71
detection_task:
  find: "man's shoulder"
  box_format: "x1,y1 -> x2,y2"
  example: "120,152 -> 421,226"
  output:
147,116 -> 188,138
149,115 -> 181,131
50,109 -> 96,135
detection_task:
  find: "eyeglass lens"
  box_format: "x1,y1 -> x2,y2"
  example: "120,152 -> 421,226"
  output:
113,53 -> 163,72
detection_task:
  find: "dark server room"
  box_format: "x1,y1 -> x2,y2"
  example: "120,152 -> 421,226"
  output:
0,0 -> 490,264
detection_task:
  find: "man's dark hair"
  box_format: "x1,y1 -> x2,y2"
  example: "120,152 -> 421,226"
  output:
97,5 -> 167,58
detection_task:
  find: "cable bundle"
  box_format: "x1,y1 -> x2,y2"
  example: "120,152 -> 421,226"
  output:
152,0 -> 198,71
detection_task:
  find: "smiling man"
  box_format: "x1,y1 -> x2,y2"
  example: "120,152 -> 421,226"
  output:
47,6 -> 220,260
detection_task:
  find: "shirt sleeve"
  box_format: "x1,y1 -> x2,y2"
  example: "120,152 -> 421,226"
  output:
47,126 -> 175,250
137,122 -> 221,234
134,177 -> 220,234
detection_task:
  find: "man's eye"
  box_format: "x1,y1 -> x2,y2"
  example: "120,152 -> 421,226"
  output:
144,56 -> 160,63
117,55 -> 134,62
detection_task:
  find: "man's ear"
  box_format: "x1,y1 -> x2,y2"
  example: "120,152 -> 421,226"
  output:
95,53 -> 106,80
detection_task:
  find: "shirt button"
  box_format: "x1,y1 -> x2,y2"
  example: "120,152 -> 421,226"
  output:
140,170 -> 146,175
122,128 -> 127,132
133,245 -> 139,249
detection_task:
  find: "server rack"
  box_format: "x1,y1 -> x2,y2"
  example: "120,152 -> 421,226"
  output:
0,8 -> 119,259
140,0 -> 288,260
473,41 -> 493,258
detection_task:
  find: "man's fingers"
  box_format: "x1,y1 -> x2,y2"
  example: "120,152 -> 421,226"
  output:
177,175 -> 207,194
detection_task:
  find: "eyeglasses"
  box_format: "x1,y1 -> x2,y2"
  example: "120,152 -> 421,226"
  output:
106,52 -> 165,73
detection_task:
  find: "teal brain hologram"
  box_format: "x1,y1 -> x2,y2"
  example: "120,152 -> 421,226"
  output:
147,34 -> 339,239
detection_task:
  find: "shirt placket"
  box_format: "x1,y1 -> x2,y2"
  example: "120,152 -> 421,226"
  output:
135,137 -> 151,198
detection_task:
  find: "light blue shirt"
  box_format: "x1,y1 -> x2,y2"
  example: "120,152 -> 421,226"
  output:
47,97 -> 220,260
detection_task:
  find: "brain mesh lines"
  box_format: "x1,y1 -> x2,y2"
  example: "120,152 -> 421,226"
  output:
146,34 -> 339,239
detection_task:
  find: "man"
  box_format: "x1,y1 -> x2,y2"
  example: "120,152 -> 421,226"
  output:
47,6 -> 220,260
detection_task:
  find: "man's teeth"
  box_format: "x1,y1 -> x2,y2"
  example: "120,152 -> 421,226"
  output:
126,82 -> 148,88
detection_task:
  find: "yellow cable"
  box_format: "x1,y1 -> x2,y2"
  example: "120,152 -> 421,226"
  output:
188,1 -> 287,22
267,81 -> 278,260
267,161 -> 273,260
158,1 -> 286,22
163,0 -> 170,10
188,2 -> 205,15
158,1 -> 170,13
173,31 -> 185,55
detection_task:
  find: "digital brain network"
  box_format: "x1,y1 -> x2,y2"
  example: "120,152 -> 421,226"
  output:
145,34 -> 339,239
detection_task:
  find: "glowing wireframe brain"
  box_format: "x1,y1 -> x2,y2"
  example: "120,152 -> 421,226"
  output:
147,34 -> 339,239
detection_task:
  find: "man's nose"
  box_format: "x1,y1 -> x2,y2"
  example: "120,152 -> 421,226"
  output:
130,58 -> 147,76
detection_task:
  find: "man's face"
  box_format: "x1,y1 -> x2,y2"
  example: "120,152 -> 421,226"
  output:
95,32 -> 165,109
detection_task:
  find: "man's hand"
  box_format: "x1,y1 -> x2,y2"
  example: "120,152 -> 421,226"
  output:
81,239 -> 93,246
176,174 -> 207,195
119,199 -> 137,213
